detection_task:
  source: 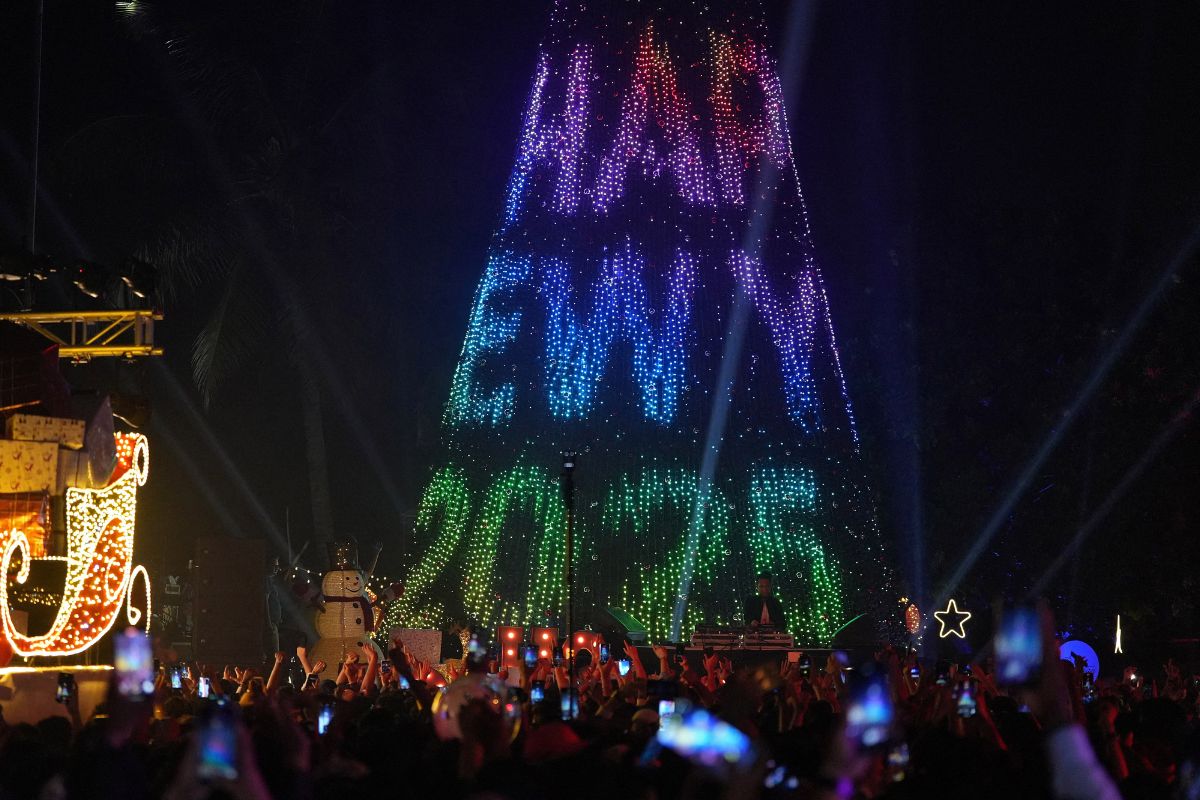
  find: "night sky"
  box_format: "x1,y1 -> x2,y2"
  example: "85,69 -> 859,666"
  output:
0,1 -> 1197,644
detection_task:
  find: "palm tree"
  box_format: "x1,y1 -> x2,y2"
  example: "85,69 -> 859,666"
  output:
61,0 -> 391,556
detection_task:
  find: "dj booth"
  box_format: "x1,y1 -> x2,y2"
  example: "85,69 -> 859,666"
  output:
689,624 -> 796,651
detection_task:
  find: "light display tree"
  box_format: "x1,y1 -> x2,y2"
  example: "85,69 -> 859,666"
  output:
387,0 -> 895,645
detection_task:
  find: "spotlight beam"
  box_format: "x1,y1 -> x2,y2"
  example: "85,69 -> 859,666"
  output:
1027,384 -> 1200,598
147,418 -> 248,539
152,362 -> 319,641
934,221 -> 1200,608
671,0 -> 817,641
151,66 -> 413,540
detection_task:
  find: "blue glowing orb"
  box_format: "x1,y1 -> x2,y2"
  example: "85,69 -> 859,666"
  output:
1059,640 -> 1100,679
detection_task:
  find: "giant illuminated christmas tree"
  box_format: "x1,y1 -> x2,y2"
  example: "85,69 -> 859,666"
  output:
387,0 -> 895,645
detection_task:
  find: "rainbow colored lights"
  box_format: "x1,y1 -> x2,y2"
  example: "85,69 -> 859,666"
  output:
504,25 -> 795,220
387,1 -> 894,645
446,245 -> 841,428
445,251 -> 532,427
594,26 -> 715,213
543,243 -> 696,423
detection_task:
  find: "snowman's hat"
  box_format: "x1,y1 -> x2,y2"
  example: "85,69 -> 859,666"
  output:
326,540 -> 360,571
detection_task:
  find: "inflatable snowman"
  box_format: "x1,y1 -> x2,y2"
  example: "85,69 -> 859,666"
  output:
299,541 -> 402,680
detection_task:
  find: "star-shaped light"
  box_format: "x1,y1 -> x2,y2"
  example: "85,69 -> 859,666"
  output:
934,599 -> 972,639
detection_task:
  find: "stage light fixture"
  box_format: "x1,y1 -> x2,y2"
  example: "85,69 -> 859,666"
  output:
497,625 -> 524,669
572,630 -> 600,660
532,626 -> 557,659
70,260 -> 112,299
0,248 -> 54,282
118,257 -> 157,300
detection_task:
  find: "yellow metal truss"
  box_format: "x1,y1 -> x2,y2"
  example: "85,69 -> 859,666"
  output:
0,310 -> 163,360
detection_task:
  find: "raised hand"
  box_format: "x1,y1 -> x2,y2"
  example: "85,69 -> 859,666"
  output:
825,652 -> 839,676
552,660 -> 569,690
650,645 -> 676,678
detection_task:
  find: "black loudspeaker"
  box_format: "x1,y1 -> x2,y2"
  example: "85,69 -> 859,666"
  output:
192,537 -> 267,667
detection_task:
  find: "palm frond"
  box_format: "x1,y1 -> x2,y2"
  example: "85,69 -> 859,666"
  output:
134,211 -> 240,302
55,114 -> 190,187
191,263 -> 268,407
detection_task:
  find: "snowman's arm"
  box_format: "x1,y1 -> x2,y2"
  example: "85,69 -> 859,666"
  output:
365,542 -> 383,578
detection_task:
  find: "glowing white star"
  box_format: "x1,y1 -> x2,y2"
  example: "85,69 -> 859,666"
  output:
934,599 -> 972,639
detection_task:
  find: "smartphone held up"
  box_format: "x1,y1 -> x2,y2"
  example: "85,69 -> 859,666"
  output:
995,606 -> 1042,686
55,673 -> 76,704
953,679 -> 979,718
317,700 -> 335,736
845,674 -> 894,750
196,701 -> 239,781
115,627 -> 155,699
656,701 -> 754,777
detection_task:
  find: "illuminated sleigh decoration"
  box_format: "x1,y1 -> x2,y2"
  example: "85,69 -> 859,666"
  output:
0,433 -> 151,658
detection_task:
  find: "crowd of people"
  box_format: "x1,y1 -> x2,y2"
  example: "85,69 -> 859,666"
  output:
0,605 -> 1197,800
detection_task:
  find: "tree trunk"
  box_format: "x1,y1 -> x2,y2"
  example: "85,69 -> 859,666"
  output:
288,300 -> 336,563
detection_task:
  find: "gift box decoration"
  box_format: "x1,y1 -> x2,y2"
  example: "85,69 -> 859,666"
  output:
6,414 -> 86,450
0,494 -> 49,558
0,440 -> 59,493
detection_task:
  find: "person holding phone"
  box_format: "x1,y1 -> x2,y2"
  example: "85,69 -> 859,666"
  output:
1025,604 -> 1122,800
55,673 -> 76,704
163,701 -> 274,800
743,572 -> 786,628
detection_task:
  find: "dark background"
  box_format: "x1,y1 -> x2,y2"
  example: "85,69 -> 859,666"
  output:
0,1 -> 1196,648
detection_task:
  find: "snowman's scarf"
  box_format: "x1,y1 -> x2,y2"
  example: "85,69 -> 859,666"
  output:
322,594 -> 374,631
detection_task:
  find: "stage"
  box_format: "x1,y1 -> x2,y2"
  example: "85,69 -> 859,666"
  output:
0,666 -> 113,725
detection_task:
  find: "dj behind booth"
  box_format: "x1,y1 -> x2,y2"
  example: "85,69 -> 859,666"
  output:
743,572 -> 785,628
685,574 -> 798,665
601,572 -> 877,669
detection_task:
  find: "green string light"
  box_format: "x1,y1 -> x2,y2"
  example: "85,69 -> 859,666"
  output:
385,466 -> 471,629
595,465 -> 733,643
747,466 -> 843,642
